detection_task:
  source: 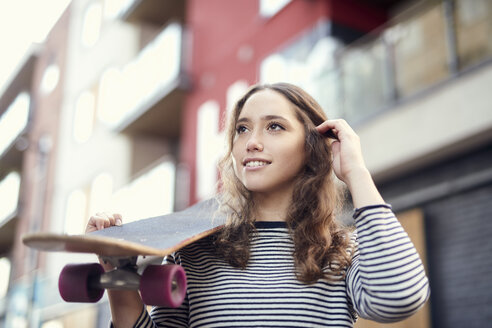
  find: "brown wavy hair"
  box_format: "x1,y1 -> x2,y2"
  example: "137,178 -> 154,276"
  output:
215,82 -> 352,284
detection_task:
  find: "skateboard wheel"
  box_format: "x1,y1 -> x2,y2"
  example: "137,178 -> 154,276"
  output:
59,263 -> 104,303
140,265 -> 187,307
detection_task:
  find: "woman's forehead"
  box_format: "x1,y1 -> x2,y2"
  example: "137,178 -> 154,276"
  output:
238,89 -> 298,120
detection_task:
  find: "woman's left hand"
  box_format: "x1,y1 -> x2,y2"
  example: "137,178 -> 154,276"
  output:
316,119 -> 368,185
317,119 -> 385,208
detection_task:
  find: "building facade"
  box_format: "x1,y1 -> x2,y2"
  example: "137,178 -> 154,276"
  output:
0,0 -> 491,327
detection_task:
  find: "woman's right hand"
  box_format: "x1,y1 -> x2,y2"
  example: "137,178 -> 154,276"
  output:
86,212 -> 123,271
86,213 -> 145,326
86,212 -> 123,233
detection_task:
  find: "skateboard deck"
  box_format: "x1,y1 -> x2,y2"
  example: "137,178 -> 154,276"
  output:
22,198 -> 226,307
23,198 -> 226,256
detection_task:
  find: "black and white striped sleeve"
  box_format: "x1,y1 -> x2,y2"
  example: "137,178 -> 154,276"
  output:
345,204 -> 430,323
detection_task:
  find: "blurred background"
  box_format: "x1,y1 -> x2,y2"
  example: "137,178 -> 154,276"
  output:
0,0 -> 491,327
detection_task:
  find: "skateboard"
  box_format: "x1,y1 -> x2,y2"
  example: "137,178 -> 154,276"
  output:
22,198 -> 226,308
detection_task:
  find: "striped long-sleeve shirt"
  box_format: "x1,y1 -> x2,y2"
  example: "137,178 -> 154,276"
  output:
129,204 -> 430,327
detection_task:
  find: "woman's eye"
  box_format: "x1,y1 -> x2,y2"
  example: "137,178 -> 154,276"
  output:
236,125 -> 248,134
268,122 -> 284,131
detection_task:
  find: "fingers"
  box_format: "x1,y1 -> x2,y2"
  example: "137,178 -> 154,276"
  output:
316,119 -> 358,141
315,121 -> 338,139
113,213 -> 123,226
86,212 -> 123,233
316,119 -> 347,133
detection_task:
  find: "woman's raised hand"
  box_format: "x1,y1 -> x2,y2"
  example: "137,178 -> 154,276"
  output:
316,119 -> 385,208
86,212 -> 123,233
316,119 -> 368,185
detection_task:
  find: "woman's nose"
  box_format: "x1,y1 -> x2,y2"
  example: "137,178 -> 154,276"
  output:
246,133 -> 264,152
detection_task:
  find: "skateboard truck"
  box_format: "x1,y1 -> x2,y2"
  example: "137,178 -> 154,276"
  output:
96,256 -> 140,290
58,256 -> 187,308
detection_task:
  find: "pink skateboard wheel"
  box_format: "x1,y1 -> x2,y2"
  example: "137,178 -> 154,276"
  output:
59,263 -> 104,303
140,265 -> 187,307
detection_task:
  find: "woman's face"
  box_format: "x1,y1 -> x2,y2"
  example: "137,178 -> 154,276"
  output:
232,89 -> 306,197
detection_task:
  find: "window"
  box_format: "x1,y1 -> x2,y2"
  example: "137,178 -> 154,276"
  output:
226,80 -> 249,113
64,189 -> 88,235
89,173 -> 114,216
41,320 -> 63,328
0,258 -> 11,298
81,2 -> 103,47
259,0 -> 291,17
111,162 -> 175,222
196,101 -> 223,200
0,172 -> 20,222
40,64 -> 60,94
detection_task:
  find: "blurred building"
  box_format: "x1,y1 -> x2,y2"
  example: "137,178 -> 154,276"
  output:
0,0 -> 490,327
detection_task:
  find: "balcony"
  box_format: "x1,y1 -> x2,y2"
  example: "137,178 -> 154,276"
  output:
262,1 -> 492,124
261,0 -> 492,180
0,48 -> 37,255
0,46 -> 37,113
0,93 -> 30,177
0,49 -> 37,179
337,0 -> 492,179
332,0 -> 492,122
98,23 -> 187,139
117,0 -> 185,25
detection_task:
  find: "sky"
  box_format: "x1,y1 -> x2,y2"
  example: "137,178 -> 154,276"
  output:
0,0 -> 71,92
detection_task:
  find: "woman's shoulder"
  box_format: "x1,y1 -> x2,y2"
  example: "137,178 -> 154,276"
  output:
176,233 -> 218,256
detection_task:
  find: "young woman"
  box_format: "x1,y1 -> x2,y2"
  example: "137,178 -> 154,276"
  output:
87,83 -> 430,327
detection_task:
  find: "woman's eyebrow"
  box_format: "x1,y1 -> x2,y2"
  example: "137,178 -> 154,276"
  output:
237,117 -> 250,124
262,115 -> 287,122
236,115 -> 289,124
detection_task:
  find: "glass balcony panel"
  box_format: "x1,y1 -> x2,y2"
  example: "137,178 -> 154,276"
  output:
393,4 -> 449,98
306,70 -> 343,119
260,27 -> 343,118
341,40 -> 390,121
0,172 -> 20,223
0,93 -> 30,157
455,0 -> 492,69
98,23 -> 182,128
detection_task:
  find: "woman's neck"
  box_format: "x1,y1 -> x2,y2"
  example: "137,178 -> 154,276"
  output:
252,191 -> 292,222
